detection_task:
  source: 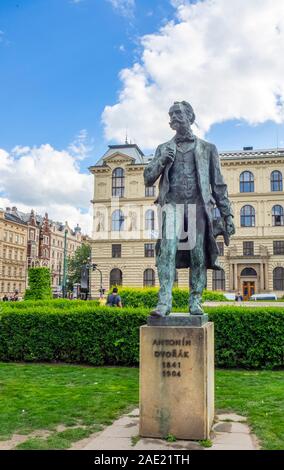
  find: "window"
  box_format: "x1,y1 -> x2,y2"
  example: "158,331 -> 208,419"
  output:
243,241 -> 254,256
9,233 -> 13,242
9,249 -> 12,260
19,269 -> 22,278
145,186 -> 155,197
109,268 -> 122,286
112,168 -> 125,197
7,283 -> 10,293
217,241 -> 224,256
3,248 -> 6,259
14,250 -> 18,260
3,231 -> 7,241
112,210 -> 125,231
19,283 -> 22,292
145,209 -> 155,231
143,268 -> 155,287
240,205 -> 255,227
174,270 -> 178,288
112,244 -> 121,258
273,241 -> 284,255
15,235 -> 19,244
212,269 -> 225,290
20,251 -> 23,261
1,282 -> 4,292
272,205 -> 284,226
8,267 -> 11,277
271,171 -> 283,192
2,266 -> 5,276
241,267 -> 257,276
144,243 -> 155,257
240,171 -> 254,192
43,236 -> 49,244
273,267 -> 284,291
14,267 -> 17,277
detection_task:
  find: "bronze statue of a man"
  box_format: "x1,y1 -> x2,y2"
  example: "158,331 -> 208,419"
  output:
144,101 -> 235,317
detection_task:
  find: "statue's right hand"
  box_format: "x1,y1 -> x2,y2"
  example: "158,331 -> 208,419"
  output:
162,147 -> 175,164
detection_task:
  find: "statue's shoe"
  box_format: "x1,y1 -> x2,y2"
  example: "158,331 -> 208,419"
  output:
150,308 -> 169,318
189,304 -> 204,315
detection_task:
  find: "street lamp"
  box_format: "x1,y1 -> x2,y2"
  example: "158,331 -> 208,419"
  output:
85,260 -> 104,300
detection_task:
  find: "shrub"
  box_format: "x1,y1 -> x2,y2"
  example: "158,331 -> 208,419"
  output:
0,304 -> 283,369
113,287 -> 226,309
24,268 -> 52,300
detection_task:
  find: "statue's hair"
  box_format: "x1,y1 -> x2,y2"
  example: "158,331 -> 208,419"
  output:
173,100 -> 195,124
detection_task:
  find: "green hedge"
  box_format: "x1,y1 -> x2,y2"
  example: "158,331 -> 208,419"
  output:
114,287 -> 226,308
25,267 -> 52,300
0,304 -> 283,368
1,299 -> 99,311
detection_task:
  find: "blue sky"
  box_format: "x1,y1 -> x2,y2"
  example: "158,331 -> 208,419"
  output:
1,0 -> 284,232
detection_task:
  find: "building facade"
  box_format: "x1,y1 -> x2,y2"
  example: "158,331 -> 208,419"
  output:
90,144 -> 284,299
0,206 -> 85,297
0,208 -> 28,297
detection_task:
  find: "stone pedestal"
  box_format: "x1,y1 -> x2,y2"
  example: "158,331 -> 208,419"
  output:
139,319 -> 214,440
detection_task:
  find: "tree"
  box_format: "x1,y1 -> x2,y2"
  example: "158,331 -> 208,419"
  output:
25,267 -> 52,300
67,243 -> 91,291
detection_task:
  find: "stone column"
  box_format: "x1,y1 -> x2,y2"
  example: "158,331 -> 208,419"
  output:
234,263 -> 238,293
139,317 -> 214,440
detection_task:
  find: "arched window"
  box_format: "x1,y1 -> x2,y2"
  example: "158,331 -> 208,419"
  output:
241,267 -> 257,277
272,205 -> 284,226
240,205 -> 255,227
273,267 -> 284,291
112,168 -> 124,197
240,171 -> 254,193
109,268 -> 122,286
112,210 -> 125,231
271,171 -> 283,192
143,269 -> 155,287
145,209 -> 155,231
212,269 -> 225,291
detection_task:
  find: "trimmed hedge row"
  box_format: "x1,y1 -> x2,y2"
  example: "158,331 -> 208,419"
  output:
115,287 -> 227,308
0,305 -> 283,368
1,299 -> 99,310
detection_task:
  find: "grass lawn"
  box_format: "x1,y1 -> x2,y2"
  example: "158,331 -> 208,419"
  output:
0,363 -> 283,450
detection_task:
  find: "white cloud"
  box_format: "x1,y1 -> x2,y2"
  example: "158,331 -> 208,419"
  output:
0,144 -> 93,234
103,0 -> 284,150
68,129 -> 94,160
106,0 -> 135,17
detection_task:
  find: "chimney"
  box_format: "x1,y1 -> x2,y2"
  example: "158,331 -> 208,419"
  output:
6,207 -> 11,213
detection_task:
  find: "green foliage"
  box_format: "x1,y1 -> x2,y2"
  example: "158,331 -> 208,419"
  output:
165,434 -> 177,442
67,243 -> 91,290
199,439 -> 212,448
24,267 -> 52,300
0,303 -> 283,368
114,287 -> 226,308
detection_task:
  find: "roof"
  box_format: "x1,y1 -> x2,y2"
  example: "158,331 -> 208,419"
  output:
4,212 -> 28,226
94,143 -> 147,166
220,148 -> 284,160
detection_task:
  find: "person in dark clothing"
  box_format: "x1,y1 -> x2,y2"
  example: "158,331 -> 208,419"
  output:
106,287 -> 122,307
2,295 -> 8,302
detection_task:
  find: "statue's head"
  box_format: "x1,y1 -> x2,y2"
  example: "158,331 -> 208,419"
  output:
169,101 -> 195,132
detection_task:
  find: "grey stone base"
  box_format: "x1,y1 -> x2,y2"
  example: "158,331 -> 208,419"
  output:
147,312 -> 208,327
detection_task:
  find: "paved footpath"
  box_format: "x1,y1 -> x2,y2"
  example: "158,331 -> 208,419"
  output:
76,409 -> 259,451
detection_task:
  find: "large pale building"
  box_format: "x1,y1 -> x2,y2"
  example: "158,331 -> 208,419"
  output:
89,144 -> 284,300
0,208 -> 28,297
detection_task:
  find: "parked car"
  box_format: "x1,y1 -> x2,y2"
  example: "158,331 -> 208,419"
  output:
223,292 -> 236,301
249,293 -> 277,301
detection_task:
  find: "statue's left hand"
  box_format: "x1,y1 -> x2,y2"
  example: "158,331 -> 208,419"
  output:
225,215 -> 235,237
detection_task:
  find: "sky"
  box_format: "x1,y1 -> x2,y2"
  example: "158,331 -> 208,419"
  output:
1,0 -> 284,234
